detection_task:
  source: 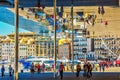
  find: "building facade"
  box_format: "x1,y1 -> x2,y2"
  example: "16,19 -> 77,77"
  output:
58,43 -> 71,59
94,36 -> 120,60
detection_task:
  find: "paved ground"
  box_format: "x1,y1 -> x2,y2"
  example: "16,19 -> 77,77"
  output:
0,72 -> 120,80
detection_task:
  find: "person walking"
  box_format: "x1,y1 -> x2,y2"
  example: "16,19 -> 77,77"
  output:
76,63 -> 81,78
102,63 -> 105,72
56,63 -> 60,77
1,65 -> 5,77
42,63 -> 45,72
8,65 -> 13,76
83,62 -> 88,79
87,62 -> 93,79
59,62 -> 64,80
30,63 -> 35,76
37,63 -> 41,74
99,63 -> 102,72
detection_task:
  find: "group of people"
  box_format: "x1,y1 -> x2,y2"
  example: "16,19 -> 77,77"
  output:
29,61 -> 93,80
76,62 -> 93,79
58,61 -> 93,80
29,62 -> 65,80
0,62 -> 93,80
1,65 -> 13,77
30,63 -> 45,74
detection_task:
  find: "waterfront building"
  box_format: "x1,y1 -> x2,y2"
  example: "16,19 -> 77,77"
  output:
73,29 -> 93,60
1,32 -> 59,60
8,32 -> 38,40
35,37 -> 57,58
58,39 -> 71,59
1,35 -> 37,61
1,36 -> 14,62
20,37 -> 36,58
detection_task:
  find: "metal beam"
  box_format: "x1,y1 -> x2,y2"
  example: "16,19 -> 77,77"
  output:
53,0 -> 57,79
71,0 -> 74,72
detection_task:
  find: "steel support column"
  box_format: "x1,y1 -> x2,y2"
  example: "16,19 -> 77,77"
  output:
14,0 -> 19,80
54,0 -> 57,79
71,0 -> 74,72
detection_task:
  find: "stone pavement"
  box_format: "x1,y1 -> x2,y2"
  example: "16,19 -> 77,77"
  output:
0,72 -> 120,80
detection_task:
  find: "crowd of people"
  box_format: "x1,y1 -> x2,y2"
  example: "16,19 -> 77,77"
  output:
28,61 -> 93,80
30,62 -> 45,74
76,62 -> 93,80
0,61 -> 119,80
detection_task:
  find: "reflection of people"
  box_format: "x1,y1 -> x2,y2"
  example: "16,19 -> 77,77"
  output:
59,62 -> 64,80
1,65 -> 5,77
76,63 -> 81,78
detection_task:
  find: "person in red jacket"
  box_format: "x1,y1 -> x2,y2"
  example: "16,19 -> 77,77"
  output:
59,62 -> 64,80
37,63 -> 41,74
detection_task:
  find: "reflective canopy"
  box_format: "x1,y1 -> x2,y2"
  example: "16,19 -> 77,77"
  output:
0,0 -> 118,7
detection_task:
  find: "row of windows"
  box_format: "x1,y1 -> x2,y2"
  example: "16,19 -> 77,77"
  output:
2,50 -> 14,52
19,56 -> 26,58
27,53 -> 35,55
60,52 -> 69,54
2,53 -> 13,55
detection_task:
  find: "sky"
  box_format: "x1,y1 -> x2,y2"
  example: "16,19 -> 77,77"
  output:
0,21 -> 30,36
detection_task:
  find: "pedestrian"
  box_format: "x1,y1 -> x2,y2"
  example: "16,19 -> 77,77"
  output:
102,64 -> 105,72
83,62 -> 88,79
87,62 -> 93,79
76,63 -> 81,78
1,65 -> 5,77
59,62 -> 64,80
8,65 -> 13,76
56,63 -> 60,77
42,63 -> 45,72
99,63 -> 102,72
26,64 -> 29,71
37,63 -> 41,74
30,63 -> 35,76
52,64 -> 54,71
